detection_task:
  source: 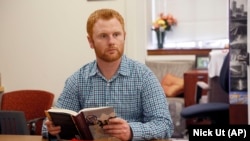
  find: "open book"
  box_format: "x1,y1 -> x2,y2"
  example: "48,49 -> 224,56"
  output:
45,106 -> 116,140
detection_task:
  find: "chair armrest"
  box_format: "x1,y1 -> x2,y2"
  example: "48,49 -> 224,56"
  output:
180,103 -> 229,124
27,117 -> 46,135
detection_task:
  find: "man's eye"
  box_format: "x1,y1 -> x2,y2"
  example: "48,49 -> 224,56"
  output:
113,33 -> 120,37
100,34 -> 107,38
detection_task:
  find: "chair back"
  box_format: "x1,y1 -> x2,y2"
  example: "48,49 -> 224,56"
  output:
182,52 -> 230,124
0,110 -> 30,135
207,52 -> 229,103
1,90 -> 54,135
219,52 -> 230,93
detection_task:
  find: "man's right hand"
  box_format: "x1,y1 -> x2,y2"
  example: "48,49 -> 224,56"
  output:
45,119 -> 61,136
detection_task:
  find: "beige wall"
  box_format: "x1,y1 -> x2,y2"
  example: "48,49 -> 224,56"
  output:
0,0 -> 147,102
1,1 -> 250,123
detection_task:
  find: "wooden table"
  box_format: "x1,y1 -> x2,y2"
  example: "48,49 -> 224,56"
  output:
184,69 -> 208,107
0,135 -> 47,141
0,135 -> 174,141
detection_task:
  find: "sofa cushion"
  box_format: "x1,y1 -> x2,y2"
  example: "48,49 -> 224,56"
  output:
161,73 -> 184,97
145,60 -> 195,81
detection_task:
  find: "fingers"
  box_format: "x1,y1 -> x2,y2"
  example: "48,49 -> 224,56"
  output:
103,118 -> 132,141
104,127 -> 132,141
108,117 -> 125,125
45,119 -> 61,136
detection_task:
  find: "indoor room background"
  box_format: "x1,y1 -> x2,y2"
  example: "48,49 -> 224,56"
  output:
0,0 -> 249,109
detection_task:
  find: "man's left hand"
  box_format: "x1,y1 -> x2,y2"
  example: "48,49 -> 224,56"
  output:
103,117 -> 132,141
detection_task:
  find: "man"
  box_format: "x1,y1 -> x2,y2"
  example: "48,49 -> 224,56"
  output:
44,8 -> 174,141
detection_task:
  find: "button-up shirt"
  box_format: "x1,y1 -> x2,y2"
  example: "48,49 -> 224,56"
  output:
55,55 -> 174,140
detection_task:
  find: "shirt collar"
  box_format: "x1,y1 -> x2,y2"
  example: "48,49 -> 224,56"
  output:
89,55 -> 130,77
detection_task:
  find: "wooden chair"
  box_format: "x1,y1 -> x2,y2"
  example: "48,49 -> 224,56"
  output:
1,89 -> 54,135
0,110 -> 30,135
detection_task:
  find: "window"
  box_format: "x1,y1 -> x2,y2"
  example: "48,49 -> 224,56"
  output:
149,0 -> 229,49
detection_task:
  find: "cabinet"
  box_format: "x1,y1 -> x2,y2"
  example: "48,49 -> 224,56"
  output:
230,104 -> 248,124
184,70 -> 208,107
184,70 -> 209,126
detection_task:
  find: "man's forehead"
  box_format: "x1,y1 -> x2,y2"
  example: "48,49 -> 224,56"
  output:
93,19 -> 123,32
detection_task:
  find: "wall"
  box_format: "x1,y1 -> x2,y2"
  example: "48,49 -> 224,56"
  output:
0,0 -> 147,102
0,1 -> 232,105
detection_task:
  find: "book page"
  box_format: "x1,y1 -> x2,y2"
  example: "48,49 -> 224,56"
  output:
82,106 -> 116,139
79,106 -> 113,113
48,108 -> 78,116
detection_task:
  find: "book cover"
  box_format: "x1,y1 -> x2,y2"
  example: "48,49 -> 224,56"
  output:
45,106 -> 115,140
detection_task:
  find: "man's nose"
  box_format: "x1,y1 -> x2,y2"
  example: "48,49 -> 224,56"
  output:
108,35 -> 116,43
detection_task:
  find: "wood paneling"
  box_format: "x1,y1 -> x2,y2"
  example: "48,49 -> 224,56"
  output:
147,49 -> 212,55
184,70 -> 208,107
230,104 -> 248,124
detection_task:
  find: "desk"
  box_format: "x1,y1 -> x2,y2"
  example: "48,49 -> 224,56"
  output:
0,135 -> 174,141
183,69 -> 209,126
0,135 -> 47,141
184,69 -> 208,107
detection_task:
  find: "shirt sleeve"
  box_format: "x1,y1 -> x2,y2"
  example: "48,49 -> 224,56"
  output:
55,73 -> 82,112
129,71 -> 174,140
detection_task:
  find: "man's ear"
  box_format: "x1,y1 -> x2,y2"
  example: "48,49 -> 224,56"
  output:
124,31 -> 126,41
87,35 -> 94,49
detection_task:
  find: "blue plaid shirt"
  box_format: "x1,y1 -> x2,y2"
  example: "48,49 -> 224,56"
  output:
54,55 -> 174,140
